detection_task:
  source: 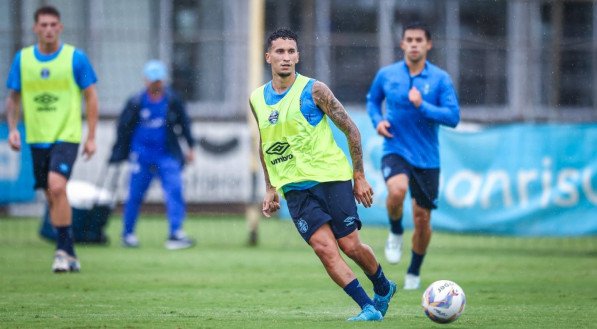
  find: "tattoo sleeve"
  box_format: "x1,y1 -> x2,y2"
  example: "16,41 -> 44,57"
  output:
312,81 -> 364,174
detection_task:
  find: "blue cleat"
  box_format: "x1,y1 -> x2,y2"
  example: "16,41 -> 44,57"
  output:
347,304 -> 383,322
373,280 -> 397,316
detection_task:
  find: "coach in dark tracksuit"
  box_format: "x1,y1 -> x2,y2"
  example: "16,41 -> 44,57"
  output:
109,60 -> 196,250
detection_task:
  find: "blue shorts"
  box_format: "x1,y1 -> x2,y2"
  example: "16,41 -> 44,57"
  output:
285,180 -> 362,243
30,142 -> 79,189
381,153 -> 439,209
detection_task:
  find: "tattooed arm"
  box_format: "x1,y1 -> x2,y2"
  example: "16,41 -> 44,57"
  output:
311,81 -> 374,207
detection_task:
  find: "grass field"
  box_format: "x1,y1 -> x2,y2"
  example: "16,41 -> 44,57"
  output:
1,214 -> 596,328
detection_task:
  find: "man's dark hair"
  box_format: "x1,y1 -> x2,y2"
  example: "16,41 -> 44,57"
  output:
34,6 -> 61,23
266,28 -> 298,51
402,22 -> 431,41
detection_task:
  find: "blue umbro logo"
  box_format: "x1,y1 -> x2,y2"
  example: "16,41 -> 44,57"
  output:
344,216 -> 356,227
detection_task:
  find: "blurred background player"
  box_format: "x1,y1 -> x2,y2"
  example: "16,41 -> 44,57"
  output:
366,22 -> 460,289
250,28 -> 396,321
4,6 -> 99,272
109,60 -> 196,250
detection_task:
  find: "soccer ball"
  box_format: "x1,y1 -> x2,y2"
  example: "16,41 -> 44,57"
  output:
421,280 -> 466,324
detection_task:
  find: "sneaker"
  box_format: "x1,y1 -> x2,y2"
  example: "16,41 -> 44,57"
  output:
404,273 -> 421,290
68,256 -> 81,272
384,233 -> 403,264
373,280 -> 397,316
165,231 -> 195,250
122,234 -> 140,248
52,250 -> 70,273
347,304 -> 383,322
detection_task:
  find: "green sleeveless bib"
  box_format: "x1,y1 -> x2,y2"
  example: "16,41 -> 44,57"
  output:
20,44 -> 82,143
250,74 -> 352,192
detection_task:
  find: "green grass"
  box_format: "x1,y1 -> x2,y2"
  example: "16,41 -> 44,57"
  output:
1,215 -> 596,328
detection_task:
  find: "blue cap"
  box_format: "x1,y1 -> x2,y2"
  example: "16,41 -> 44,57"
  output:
143,60 -> 167,82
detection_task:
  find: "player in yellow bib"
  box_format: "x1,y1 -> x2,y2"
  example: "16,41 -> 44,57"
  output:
250,29 -> 396,321
5,6 -> 98,273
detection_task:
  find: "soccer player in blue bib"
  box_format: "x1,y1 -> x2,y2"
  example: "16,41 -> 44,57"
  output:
366,23 -> 460,290
5,6 -> 99,273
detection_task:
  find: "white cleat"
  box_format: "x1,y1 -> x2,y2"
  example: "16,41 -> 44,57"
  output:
404,273 -> 421,290
384,233 -> 403,264
122,234 -> 140,248
52,250 -> 70,273
165,231 -> 195,250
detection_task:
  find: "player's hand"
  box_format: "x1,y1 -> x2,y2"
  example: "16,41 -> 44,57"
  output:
376,120 -> 394,138
82,138 -> 96,160
353,172 -> 374,208
409,87 -> 422,108
262,187 -> 280,217
8,129 -> 21,151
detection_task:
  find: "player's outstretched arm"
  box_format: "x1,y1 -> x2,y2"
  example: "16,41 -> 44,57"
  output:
311,81 -> 373,207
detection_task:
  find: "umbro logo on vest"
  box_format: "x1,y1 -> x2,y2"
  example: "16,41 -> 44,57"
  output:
266,142 -> 293,165
34,93 -> 58,111
266,142 -> 290,156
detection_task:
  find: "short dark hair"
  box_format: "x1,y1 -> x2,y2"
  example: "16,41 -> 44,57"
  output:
34,6 -> 61,23
266,28 -> 298,51
402,22 -> 431,41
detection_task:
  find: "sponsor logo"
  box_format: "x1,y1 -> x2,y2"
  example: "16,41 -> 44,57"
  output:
34,93 -> 58,112
268,110 -> 279,124
297,218 -> 308,233
266,142 -> 290,156
266,142 -> 294,165
344,216 -> 356,227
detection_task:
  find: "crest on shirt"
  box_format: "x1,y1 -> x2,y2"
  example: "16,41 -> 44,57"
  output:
423,83 -> 430,95
268,110 -> 279,124
140,108 -> 151,119
40,68 -> 50,79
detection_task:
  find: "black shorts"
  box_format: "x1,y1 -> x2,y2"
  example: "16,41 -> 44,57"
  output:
381,153 -> 439,209
285,180 -> 362,243
30,142 -> 79,189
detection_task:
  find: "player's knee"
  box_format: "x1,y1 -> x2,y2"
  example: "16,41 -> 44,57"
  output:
387,186 -> 407,205
340,243 -> 361,259
311,240 -> 336,260
413,213 -> 431,230
47,182 -> 66,200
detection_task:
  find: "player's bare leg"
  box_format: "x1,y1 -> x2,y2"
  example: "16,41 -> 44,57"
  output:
384,174 -> 408,264
46,172 -> 71,227
309,224 -> 383,321
404,200 -> 431,289
411,200 -> 432,255
47,172 -> 79,272
309,224 -> 356,286
337,230 -> 378,275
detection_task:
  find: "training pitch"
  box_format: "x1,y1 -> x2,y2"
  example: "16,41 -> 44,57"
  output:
1,214 -> 596,328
